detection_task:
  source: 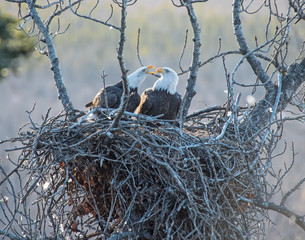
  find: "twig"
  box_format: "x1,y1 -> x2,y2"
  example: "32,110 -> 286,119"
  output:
186,106 -> 226,119
136,28 -> 143,66
179,29 -> 188,72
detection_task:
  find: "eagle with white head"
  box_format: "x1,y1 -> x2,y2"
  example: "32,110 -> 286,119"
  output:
135,67 -> 181,120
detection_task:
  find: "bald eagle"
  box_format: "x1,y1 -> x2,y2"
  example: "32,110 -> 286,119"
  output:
135,67 -> 181,120
85,65 -> 155,112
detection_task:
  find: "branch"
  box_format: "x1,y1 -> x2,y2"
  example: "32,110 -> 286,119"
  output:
110,0 -> 128,128
254,200 -> 305,231
136,28 -> 143,66
248,58 -> 305,134
233,0 -> 273,90
68,0 -> 120,30
178,29 -> 189,72
178,0 -> 202,123
186,106 -> 226,119
107,231 -> 152,240
0,230 -> 25,240
26,0 -> 75,118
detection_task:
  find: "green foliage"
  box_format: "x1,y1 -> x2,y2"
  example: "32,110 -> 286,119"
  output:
0,11 -> 34,80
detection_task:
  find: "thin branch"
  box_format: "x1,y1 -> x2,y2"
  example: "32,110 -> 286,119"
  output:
69,0 -> 120,30
255,200 -> 305,231
136,28 -> 143,66
186,106 -> 226,119
179,29 -> 189,72
0,229 -> 26,240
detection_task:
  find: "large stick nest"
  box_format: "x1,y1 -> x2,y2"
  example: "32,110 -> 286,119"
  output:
12,107 -> 265,239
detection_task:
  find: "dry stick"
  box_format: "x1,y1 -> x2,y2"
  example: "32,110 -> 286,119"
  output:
233,0 -> 273,91
110,0 -> 129,129
281,176 -> 305,206
137,28 -> 143,66
68,0 -> 119,30
26,0 -> 75,118
178,1 -> 201,124
178,29 -> 189,73
186,106 -> 226,119
254,200 -> 305,231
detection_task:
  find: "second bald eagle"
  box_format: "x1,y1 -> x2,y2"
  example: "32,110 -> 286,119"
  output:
135,67 -> 181,120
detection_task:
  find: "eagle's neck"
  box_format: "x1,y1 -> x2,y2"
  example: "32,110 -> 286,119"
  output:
153,75 -> 178,95
127,71 -> 145,89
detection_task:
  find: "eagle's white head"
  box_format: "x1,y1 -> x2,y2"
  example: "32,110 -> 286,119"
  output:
152,67 -> 179,95
127,65 -> 155,89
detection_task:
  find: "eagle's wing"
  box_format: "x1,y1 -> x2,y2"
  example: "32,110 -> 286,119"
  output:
85,101 -> 93,108
135,90 -> 153,115
127,92 -> 140,113
87,86 -> 122,109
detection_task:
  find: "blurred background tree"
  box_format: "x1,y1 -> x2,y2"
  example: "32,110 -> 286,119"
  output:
0,11 -> 34,80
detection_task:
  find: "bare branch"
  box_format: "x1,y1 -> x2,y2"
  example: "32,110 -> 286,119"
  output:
248,58 -> 305,134
110,0 -> 128,128
233,0 -> 273,90
25,0 -> 75,118
68,0 -> 120,30
178,1 -> 202,123
254,200 -> 305,231
178,29 -> 189,73
136,28 -> 143,66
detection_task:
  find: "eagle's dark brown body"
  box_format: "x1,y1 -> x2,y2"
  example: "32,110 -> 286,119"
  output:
135,89 -> 181,120
85,81 -> 140,113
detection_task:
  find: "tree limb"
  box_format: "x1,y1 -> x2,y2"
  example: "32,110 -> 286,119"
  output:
232,0 -> 273,90
26,0 -> 75,118
248,58 -> 305,134
178,0 -> 202,123
254,200 -> 305,231
110,0 -> 128,128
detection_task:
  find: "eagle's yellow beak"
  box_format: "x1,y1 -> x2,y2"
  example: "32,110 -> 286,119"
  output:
146,65 -> 155,74
150,68 -> 163,74
155,67 -> 163,74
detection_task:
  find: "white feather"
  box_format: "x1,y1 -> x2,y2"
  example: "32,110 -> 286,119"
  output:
127,66 -> 149,89
153,67 -> 179,95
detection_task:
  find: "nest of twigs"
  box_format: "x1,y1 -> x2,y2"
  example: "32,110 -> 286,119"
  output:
12,107 -> 265,239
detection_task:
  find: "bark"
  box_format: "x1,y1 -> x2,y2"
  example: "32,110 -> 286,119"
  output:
232,0 -> 273,90
179,0 -> 201,123
26,0 -> 75,117
110,0 -> 128,128
248,58 -> 305,134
